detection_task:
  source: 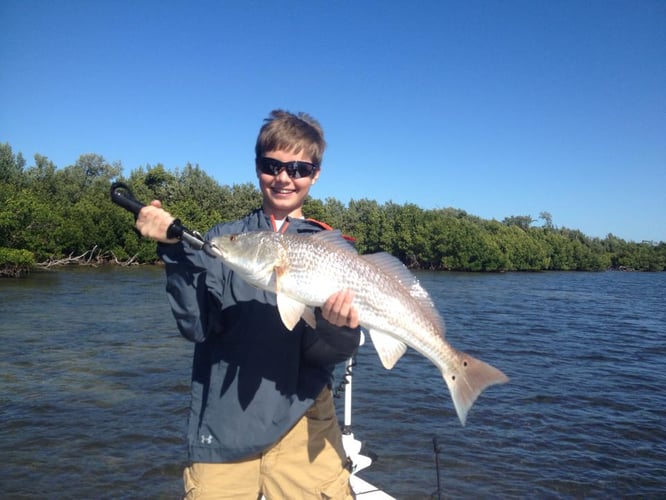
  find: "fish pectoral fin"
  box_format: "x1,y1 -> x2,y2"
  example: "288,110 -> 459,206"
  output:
368,329 -> 408,370
276,293 -> 306,331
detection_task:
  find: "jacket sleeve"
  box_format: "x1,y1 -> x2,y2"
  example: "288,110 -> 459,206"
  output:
301,308 -> 361,366
157,241 -> 221,343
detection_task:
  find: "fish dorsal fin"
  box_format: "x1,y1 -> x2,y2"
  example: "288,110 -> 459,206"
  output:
368,329 -> 408,369
308,230 -> 356,253
362,252 -> 414,284
362,252 -> 445,334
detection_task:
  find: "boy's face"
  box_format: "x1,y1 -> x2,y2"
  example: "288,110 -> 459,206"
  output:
257,149 -> 320,220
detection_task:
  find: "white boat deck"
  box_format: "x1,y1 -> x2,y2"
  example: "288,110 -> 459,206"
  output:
343,422 -> 394,498
350,473 -> 395,499
342,345 -> 394,498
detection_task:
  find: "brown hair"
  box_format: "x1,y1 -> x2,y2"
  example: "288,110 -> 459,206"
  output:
255,109 -> 326,167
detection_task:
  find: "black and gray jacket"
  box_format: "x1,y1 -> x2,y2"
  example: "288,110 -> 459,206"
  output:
157,208 -> 361,462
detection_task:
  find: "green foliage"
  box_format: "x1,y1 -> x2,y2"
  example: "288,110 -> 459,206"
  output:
502,215 -> 534,231
1,142 -> 664,272
0,247 -> 35,277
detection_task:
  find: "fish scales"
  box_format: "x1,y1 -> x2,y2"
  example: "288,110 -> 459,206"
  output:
279,234 -> 450,364
212,230 -> 509,425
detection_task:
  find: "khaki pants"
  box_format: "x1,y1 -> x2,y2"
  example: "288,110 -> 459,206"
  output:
183,389 -> 354,500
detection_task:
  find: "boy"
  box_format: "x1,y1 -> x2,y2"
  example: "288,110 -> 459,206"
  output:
136,110 -> 360,499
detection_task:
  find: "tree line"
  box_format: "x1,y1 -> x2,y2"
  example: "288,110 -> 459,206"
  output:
1,143 -> 664,276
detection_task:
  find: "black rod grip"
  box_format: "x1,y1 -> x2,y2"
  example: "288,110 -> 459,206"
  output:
166,219 -> 184,240
110,182 -> 145,216
109,181 -> 206,250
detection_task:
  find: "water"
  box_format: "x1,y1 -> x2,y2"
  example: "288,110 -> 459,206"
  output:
1,268 -> 664,499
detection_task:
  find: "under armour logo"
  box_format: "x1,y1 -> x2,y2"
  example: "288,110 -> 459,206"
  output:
200,434 -> 213,444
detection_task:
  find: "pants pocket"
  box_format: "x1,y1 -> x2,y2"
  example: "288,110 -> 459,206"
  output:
182,464 -> 199,500
306,388 -> 336,421
316,466 -> 354,500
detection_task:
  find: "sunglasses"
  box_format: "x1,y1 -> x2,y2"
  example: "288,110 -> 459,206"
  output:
256,157 -> 318,179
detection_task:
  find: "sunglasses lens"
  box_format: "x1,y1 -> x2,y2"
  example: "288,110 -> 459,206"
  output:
259,158 -> 315,179
263,159 -> 281,175
291,163 -> 314,178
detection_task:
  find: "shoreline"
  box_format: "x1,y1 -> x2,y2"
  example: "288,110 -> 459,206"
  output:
1,260 -> 656,279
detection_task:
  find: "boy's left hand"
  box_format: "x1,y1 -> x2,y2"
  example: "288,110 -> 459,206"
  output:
321,289 -> 359,329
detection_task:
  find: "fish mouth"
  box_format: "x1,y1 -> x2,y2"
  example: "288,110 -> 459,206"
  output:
204,240 -> 224,259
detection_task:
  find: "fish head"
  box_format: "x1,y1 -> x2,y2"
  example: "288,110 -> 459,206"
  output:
210,232 -> 285,289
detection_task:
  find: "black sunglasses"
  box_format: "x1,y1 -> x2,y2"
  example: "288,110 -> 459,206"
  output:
256,157 -> 318,179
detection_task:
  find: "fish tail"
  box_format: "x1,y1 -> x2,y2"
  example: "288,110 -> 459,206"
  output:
442,351 -> 509,426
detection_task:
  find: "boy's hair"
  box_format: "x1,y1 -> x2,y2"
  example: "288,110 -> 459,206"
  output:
255,110 -> 326,167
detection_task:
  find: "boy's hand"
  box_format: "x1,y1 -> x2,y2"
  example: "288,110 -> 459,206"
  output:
321,289 -> 359,329
135,200 -> 179,244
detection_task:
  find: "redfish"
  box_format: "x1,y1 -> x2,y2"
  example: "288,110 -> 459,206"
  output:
211,230 -> 508,425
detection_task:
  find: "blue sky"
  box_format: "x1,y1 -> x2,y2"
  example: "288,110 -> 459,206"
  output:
1,0 -> 664,243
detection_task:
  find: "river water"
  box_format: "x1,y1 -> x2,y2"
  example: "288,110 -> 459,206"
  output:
1,267 -> 664,499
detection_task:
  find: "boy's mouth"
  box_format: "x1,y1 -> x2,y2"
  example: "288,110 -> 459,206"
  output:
271,187 -> 295,195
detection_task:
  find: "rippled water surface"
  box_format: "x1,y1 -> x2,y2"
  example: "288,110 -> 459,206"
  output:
1,267 -> 665,498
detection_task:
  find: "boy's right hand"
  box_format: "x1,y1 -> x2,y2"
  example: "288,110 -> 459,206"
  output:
135,200 -> 180,244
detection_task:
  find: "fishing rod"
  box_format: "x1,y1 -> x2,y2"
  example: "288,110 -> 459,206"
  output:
109,182 -> 221,258
432,436 -> 442,500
